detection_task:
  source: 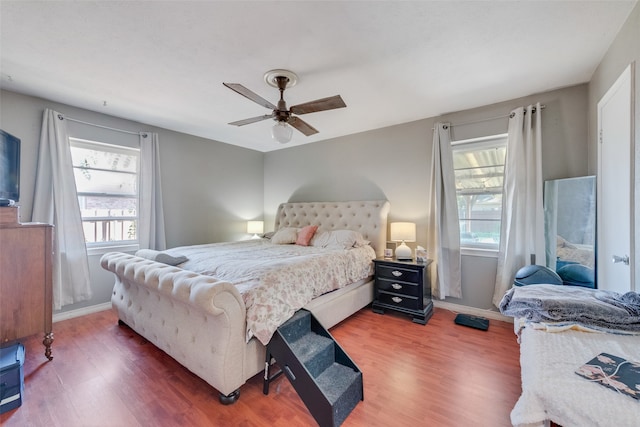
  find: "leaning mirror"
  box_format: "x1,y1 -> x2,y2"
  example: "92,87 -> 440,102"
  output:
544,176 -> 596,288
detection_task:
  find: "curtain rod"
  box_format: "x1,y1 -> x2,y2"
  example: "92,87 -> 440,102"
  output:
435,104 -> 546,130
61,115 -> 147,137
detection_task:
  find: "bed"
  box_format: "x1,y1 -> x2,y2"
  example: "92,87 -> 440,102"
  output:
499,284 -> 640,427
100,200 -> 390,403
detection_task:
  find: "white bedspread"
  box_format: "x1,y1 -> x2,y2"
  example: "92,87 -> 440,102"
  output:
165,240 -> 375,345
513,326 -> 640,427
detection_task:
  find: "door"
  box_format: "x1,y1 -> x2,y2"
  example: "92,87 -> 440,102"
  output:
597,64 -> 633,292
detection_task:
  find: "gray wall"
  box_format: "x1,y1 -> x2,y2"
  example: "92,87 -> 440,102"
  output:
0,89 -> 264,314
264,84 -> 589,310
3,1 -> 637,314
588,2 -> 640,289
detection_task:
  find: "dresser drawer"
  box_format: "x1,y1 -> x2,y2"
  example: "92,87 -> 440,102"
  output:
376,291 -> 421,311
376,278 -> 421,297
375,264 -> 419,283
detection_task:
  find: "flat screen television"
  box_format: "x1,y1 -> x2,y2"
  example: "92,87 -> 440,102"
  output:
0,129 -> 20,206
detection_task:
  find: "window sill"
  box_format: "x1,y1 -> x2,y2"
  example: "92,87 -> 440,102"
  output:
461,247 -> 498,258
86,243 -> 139,257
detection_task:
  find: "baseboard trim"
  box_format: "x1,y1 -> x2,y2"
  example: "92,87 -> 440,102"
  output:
52,300 -> 511,324
53,302 -> 112,323
432,300 -> 513,323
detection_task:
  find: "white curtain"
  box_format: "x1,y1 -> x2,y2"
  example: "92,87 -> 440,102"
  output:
492,103 -> 545,306
32,109 -> 92,310
138,132 -> 166,250
427,122 -> 462,299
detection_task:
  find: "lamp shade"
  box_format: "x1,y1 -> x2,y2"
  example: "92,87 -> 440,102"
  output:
247,221 -> 264,235
390,222 -> 416,242
271,121 -> 293,144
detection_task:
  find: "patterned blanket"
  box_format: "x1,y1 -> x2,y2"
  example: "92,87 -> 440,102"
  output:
499,284 -> 640,333
165,240 -> 375,345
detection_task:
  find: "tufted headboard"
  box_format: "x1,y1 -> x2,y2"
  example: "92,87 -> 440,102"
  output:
273,200 -> 391,257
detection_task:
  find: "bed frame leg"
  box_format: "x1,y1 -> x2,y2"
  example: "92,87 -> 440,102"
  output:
219,389 -> 240,405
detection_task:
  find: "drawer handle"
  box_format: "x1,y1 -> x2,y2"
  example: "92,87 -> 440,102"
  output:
284,365 -> 296,382
391,283 -> 402,290
392,270 -> 403,277
391,296 -> 403,304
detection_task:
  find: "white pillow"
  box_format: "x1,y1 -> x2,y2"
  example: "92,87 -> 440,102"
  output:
270,227 -> 299,244
311,230 -> 369,250
136,249 -> 188,265
263,231 -> 275,240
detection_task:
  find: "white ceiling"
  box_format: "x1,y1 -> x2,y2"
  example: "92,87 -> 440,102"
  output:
1,1 -> 636,152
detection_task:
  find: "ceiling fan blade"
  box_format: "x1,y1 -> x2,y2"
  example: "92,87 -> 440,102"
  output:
290,95 -> 346,115
229,114 -> 273,126
289,117 -> 319,136
223,83 -> 276,110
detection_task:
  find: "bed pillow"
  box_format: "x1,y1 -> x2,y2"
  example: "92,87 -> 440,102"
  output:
135,249 -> 188,265
311,230 -> 369,250
270,227 -> 299,244
296,225 -> 318,246
262,231 -> 275,240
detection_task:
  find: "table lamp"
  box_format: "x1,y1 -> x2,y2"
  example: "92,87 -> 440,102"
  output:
247,221 -> 264,239
390,222 -> 416,260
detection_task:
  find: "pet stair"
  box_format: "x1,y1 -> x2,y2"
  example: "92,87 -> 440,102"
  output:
264,309 -> 363,427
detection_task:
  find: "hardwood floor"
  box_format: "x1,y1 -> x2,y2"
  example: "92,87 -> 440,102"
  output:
1,307 -> 521,427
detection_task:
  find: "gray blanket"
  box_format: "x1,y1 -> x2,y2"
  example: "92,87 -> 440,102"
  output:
499,284 -> 640,332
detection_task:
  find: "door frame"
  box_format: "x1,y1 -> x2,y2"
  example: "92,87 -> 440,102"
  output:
596,63 -> 635,291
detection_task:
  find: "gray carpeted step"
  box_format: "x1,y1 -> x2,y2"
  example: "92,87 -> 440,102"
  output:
316,363 -> 363,427
289,331 -> 334,378
266,309 -> 363,427
278,310 -> 312,343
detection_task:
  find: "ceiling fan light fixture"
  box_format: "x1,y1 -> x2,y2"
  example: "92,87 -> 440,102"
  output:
224,69 -> 344,144
272,121 -> 293,144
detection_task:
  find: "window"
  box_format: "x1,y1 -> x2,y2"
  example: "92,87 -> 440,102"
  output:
452,134 -> 508,250
69,138 -> 139,247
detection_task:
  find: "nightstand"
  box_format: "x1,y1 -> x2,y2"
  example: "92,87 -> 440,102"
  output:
372,257 -> 433,324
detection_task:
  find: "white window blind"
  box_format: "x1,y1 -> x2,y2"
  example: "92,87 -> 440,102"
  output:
69,138 -> 140,247
452,133 -> 508,250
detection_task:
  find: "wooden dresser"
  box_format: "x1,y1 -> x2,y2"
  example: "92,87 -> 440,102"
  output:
0,206 -> 54,360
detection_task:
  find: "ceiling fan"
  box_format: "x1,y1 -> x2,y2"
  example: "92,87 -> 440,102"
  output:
223,69 -> 346,144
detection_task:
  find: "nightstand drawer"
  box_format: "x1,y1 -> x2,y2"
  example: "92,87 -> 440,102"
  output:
376,278 -> 421,297
375,264 -> 419,283
377,291 -> 421,311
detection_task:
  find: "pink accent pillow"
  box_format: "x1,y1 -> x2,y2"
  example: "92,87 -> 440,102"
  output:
296,225 -> 318,246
